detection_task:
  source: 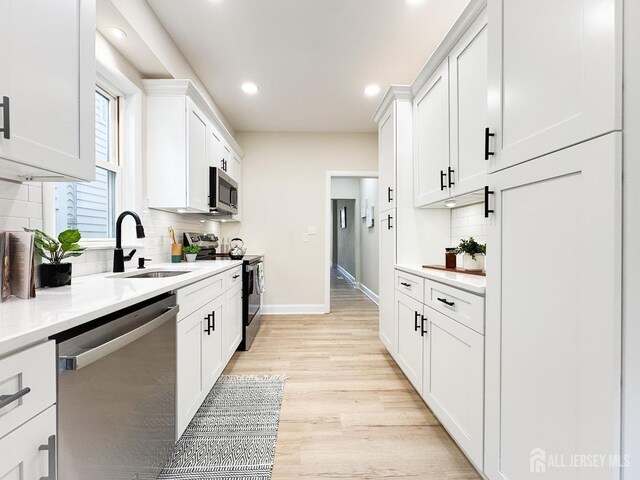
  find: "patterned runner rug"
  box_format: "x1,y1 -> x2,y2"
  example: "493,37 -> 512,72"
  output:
159,375 -> 287,480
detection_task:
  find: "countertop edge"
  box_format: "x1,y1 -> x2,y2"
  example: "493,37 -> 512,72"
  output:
0,261 -> 243,356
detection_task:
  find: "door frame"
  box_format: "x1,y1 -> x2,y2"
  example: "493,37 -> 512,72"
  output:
324,171 -> 378,313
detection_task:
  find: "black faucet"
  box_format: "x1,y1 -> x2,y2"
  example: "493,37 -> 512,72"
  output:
113,210 -> 146,273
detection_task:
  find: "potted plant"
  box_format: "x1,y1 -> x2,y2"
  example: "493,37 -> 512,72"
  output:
25,228 -> 85,287
183,244 -> 200,262
453,237 -> 486,271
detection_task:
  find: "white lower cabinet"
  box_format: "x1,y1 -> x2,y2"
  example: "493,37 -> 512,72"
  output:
484,133 -> 621,480
395,290 -> 425,392
393,270 -> 485,470
379,211 -> 397,355
224,284 -> 243,363
422,305 -> 484,468
0,405 -> 56,480
176,268 -> 244,440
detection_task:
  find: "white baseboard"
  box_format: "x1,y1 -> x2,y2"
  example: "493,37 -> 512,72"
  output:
336,265 -> 356,285
359,283 -> 379,305
261,304 -> 326,315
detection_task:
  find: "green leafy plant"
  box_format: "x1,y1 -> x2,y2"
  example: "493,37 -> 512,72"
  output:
183,244 -> 201,255
24,228 -> 86,264
453,237 -> 486,260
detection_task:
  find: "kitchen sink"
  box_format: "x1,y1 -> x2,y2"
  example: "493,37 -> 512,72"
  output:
109,270 -> 192,279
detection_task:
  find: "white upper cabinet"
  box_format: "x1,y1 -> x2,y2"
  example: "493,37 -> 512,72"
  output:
487,0 -> 622,171
187,99 -> 209,213
414,6 -> 488,207
378,105 -> 396,213
449,14 -> 488,196
414,59 -> 450,207
144,80 -> 244,217
0,0 -> 95,182
229,151 -> 241,184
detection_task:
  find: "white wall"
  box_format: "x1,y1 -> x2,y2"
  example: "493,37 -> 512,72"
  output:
359,178 -> 379,296
0,34 -> 220,279
221,132 -> 377,313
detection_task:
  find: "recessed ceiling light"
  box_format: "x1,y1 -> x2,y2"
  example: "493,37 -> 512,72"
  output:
445,200 -> 458,208
241,82 -> 259,95
108,26 -> 127,40
364,84 -> 381,97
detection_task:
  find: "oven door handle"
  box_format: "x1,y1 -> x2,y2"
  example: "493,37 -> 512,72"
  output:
59,305 -> 179,371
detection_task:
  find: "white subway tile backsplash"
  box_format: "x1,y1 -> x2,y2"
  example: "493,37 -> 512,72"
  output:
450,203 -> 487,247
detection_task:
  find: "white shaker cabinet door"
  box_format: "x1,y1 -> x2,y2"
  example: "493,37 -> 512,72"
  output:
0,0 -> 94,181
0,406 -> 56,480
485,133 -> 622,480
201,295 -> 225,393
414,60 -> 451,207
176,310 -> 203,440
487,0 -> 621,172
422,305 -> 484,469
378,105 -> 396,213
449,11 -> 488,197
225,284 -> 243,362
378,212 -> 397,356
395,290 -> 424,392
186,98 -> 209,213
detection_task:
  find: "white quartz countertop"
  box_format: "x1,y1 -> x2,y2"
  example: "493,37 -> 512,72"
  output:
0,260 -> 242,355
395,264 -> 486,296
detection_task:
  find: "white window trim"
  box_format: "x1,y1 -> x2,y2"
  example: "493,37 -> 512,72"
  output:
43,73 -> 131,249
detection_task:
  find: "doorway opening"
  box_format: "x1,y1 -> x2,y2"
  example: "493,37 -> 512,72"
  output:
325,172 -> 379,313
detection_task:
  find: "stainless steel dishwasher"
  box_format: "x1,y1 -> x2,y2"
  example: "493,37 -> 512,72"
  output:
56,293 -> 178,480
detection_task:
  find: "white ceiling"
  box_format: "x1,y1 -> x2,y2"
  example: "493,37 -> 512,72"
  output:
145,0 -> 470,133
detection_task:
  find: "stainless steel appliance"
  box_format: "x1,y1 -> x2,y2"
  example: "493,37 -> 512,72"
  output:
241,255 -> 264,351
183,232 -> 219,259
209,167 -> 238,216
56,294 -> 178,480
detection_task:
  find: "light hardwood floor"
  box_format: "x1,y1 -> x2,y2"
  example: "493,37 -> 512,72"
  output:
224,269 -> 481,479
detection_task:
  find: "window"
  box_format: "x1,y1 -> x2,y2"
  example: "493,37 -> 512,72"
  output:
54,85 -> 121,238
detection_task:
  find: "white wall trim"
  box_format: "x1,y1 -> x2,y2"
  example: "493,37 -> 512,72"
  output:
359,283 -> 380,305
261,304 -> 326,315
336,264 -> 356,285
325,171 -> 379,314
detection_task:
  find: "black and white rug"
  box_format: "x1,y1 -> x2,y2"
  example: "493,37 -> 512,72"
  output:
159,375 -> 287,480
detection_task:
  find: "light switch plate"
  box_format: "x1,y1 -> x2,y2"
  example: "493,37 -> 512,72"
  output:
308,226 -> 317,235
303,234 -> 309,243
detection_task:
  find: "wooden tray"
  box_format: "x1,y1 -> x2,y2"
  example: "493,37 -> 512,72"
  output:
422,265 -> 486,277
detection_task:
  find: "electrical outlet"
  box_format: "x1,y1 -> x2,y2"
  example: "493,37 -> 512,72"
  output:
302,234 -> 309,243
308,226 -> 317,235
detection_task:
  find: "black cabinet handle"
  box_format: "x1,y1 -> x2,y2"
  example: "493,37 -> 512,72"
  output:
387,187 -> 393,202
387,214 -> 393,230
204,313 -> 213,335
484,185 -> 495,218
232,274 -> 240,279
0,96 -> 10,139
437,297 -> 455,307
447,167 -> 455,188
0,387 -> 31,409
440,170 -> 446,191
420,315 -> 428,337
211,311 -> 216,331
39,434 -> 56,480
400,282 -> 411,288
414,311 -> 420,331
484,127 -> 495,160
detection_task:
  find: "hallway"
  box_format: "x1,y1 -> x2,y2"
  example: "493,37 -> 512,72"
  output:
225,269 -> 480,479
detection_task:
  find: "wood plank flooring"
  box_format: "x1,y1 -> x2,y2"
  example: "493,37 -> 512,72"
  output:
224,269 -> 481,479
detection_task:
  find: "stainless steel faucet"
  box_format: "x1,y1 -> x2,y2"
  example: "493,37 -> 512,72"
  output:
113,211 -> 146,273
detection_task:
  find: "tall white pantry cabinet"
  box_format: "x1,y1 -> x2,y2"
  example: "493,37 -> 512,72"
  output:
376,0 -> 631,479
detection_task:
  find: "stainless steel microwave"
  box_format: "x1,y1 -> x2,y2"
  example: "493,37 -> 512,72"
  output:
209,167 -> 238,215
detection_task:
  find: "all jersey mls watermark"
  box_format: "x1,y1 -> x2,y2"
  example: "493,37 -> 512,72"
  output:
530,448 -> 631,473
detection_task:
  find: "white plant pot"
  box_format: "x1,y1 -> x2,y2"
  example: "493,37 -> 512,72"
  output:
185,254 -> 197,262
463,253 -> 485,271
